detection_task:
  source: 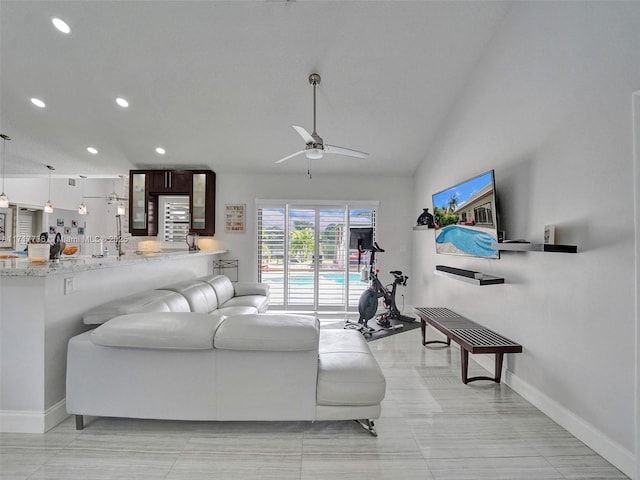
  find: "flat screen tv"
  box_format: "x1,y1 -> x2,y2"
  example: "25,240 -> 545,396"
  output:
431,170 -> 500,259
349,227 -> 374,251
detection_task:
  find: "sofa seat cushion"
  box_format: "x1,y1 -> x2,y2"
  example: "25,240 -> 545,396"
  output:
317,329 -> 386,406
83,290 -> 191,325
214,314 -> 319,352
220,295 -> 269,313
160,279 -> 218,313
91,312 -> 224,350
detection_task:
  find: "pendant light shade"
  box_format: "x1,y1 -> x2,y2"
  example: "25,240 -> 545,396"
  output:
0,134 -> 11,208
78,175 -> 88,215
44,165 -> 55,213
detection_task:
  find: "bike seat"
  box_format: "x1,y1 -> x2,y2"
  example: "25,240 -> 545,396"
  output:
390,270 -> 403,276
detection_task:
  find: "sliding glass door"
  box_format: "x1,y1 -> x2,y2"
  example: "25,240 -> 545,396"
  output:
257,202 -> 376,313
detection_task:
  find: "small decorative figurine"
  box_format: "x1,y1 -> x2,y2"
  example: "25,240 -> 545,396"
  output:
416,208 -> 435,228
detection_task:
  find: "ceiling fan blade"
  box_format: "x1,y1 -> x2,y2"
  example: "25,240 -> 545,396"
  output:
275,150 -> 306,164
292,125 -> 314,145
325,144 -> 369,159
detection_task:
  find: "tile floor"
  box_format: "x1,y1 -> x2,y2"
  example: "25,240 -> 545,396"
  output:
0,325 -> 629,479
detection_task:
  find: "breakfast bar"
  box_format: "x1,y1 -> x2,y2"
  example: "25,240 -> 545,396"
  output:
0,250 -> 223,433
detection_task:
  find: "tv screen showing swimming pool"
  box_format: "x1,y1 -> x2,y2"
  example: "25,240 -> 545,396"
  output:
431,170 -> 500,259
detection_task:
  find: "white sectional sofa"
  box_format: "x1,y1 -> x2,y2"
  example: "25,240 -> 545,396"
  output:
66,275 -> 387,435
82,274 -> 270,325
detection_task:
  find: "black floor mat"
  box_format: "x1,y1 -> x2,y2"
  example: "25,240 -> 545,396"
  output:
323,315 -> 421,341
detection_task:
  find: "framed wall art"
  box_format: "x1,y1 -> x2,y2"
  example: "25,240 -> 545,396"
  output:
225,204 -> 246,233
0,207 -> 14,248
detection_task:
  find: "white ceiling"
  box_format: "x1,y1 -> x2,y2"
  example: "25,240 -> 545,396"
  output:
0,1 -> 510,179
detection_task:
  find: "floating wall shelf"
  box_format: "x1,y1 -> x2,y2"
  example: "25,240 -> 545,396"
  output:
434,265 -> 504,286
491,242 -> 578,253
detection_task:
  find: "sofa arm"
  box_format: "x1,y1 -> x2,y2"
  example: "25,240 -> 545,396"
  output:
233,282 -> 270,297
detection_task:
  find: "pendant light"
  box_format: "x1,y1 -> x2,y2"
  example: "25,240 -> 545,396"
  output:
78,175 -> 87,215
116,174 -> 126,216
44,165 -> 55,213
0,134 -> 10,208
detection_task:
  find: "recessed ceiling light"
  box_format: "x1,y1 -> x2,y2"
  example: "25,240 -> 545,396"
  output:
115,97 -> 129,108
51,17 -> 71,34
30,98 -> 46,108
87,147 -> 98,155
155,147 -> 166,155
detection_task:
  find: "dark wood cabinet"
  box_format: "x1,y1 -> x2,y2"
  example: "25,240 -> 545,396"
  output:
189,170 -> 216,236
148,170 -> 191,194
129,169 -> 216,237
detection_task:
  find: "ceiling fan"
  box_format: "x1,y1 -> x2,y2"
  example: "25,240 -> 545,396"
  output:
82,175 -> 128,211
276,73 -> 369,177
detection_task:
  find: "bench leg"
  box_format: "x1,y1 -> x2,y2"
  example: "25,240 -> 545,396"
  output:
494,353 -> 504,383
422,320 -> 451,347
461,349 -> 469,384
462,351 -> 505,384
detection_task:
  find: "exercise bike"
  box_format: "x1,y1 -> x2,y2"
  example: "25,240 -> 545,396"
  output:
345,242 -> 415,335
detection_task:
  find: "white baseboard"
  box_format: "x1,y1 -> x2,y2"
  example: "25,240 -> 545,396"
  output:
0,399 -> 69,433
470,353 -> 635,478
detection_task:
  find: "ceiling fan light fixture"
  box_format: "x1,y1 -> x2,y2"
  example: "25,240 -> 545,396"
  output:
306,148 -> 323,160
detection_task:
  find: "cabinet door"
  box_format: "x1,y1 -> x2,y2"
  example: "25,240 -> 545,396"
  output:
167,170 -> 191,193
129,171 -> 148,235
190,170 -> 216,236
149,171 -> 169,193
148,170 -> 191,194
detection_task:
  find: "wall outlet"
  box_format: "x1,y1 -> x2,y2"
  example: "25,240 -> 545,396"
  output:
64,277 -> 74,295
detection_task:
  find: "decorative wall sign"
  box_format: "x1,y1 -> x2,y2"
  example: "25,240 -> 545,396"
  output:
225,204 -> 246,233
0,208 -> 14,248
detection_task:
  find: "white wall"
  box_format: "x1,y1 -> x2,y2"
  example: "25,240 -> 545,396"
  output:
412,2 -> 640,476
213,173 -> 414,301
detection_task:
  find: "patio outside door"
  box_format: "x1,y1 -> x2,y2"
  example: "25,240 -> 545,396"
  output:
258,203 -> 375,313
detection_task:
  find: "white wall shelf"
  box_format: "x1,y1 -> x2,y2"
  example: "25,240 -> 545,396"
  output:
412,225 -> 434,231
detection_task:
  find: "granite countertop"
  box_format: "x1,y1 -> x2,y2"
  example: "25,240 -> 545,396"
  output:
0,249 -> 226,277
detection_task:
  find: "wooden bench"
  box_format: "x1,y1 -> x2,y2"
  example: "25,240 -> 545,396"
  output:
415,307 -> 522,384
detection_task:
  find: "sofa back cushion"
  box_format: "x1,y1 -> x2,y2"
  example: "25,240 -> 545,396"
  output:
214,313 -> 319,352
202,275 -> 235,306
160,279 -> 218,313
83,290 -> 191,325
90,312 -> 224,350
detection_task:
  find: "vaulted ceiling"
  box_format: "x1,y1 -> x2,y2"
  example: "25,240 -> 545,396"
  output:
0,1 -> 510,179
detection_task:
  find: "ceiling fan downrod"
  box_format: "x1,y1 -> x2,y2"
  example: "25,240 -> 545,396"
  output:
309,73 -> 321,137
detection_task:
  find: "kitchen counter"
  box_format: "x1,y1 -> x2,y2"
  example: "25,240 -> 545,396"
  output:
0,249 -> 226,277
0,248 -> 225,433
